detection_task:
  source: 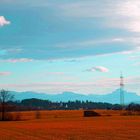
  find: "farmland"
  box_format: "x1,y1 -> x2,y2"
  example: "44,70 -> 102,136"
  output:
0,110 -> 140,140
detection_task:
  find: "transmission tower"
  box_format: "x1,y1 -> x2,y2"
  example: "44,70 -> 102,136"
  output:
120,72 -> 124,106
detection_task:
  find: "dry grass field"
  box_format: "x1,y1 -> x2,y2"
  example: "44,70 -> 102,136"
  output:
0,110 -> 140,140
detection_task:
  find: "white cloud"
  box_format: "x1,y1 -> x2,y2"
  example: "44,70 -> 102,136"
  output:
0,58 -> 33,63
0,16 -> 10,27
0,72 -> 11,76
56,38 -> 125,49
45,72 -> 65,76
57,1 -> 118,18
87,66 -> 109,73
56,0 -> 140,33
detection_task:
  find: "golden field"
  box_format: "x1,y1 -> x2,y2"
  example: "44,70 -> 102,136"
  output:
0,110 -> 140,140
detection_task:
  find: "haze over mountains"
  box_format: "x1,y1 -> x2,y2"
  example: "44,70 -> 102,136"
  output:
12,89 -> 140,104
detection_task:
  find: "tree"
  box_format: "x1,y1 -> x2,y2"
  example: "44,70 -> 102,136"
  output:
0,89 -> 14,121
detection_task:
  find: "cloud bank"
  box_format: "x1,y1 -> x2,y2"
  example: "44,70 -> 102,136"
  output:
0,1 -> 139,61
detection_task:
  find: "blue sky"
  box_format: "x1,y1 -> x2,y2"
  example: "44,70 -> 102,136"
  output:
0,0 -> 140,95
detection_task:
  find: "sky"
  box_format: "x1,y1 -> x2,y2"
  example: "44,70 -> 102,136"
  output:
0,0 -> 140,95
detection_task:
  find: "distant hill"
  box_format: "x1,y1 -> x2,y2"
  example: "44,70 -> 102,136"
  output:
12,89 -> 140,104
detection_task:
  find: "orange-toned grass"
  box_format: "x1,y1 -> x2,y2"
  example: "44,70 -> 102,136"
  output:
0,110 -> 140,140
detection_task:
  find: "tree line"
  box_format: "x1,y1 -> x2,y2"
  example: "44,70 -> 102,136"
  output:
0,89 -> 140,121
14,98 -> 122,111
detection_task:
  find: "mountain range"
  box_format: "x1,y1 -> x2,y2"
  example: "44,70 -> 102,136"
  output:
12,89 -> 140,104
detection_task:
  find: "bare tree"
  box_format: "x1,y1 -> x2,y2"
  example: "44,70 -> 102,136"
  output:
0,89 -> 14,121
